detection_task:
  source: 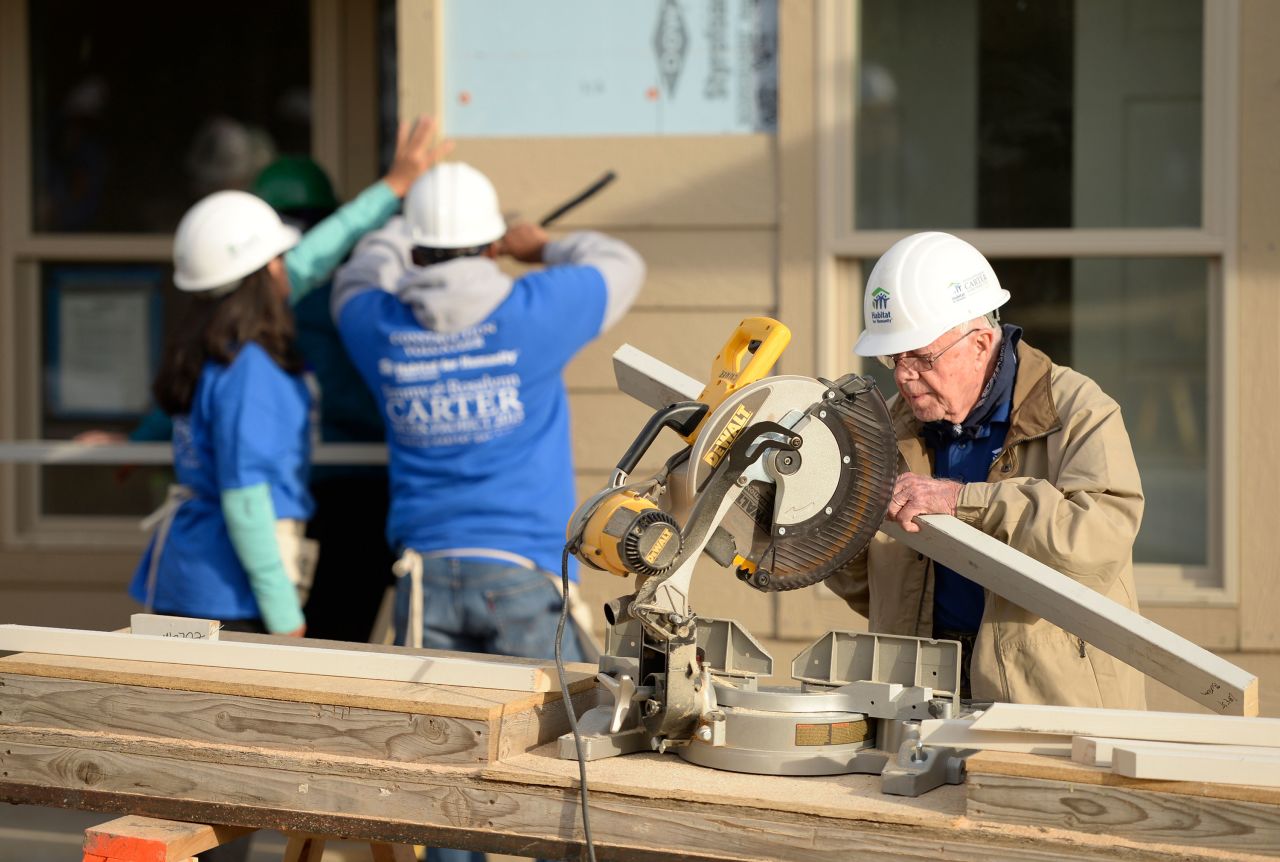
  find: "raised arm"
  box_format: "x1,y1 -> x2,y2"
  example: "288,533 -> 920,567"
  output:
286,116 -> 453,302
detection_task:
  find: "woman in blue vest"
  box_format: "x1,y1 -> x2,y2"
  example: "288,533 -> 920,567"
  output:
130,190 -> 316,635
130,118 -> 448,637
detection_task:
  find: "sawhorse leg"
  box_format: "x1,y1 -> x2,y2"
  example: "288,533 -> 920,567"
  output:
285,835 -> 418,861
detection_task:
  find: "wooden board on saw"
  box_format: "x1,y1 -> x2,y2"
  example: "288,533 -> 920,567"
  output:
964,750 -> 1280,857
0,632 -> 598,765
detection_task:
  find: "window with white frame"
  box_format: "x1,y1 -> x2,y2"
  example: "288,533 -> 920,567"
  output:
2,0 -> 314,540
821,0 -> 1235,601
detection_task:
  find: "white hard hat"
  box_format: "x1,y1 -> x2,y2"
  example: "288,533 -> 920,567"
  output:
172,191 -> 300,293
404,162 -> 506,250
854,231 -> 1010,357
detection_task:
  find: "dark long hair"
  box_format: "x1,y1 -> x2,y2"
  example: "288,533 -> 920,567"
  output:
152,266 -> 304,415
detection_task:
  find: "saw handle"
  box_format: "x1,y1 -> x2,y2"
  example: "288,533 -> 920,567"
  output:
684,317 -> 791,442
615,401 -> 707,480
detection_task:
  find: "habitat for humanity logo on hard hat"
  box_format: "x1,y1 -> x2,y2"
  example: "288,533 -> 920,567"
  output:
870,287 -> 892,323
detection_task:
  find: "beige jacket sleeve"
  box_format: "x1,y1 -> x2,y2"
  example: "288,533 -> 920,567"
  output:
954,366 -> 1144,591
822,549 -> 871,617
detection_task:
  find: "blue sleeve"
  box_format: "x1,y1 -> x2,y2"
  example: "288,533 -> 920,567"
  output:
514,266 -> 609,373
129,407 -> 173,442
221,483 -> 304,633
211,345 -> 307,491
285,182 -> 400,303
334,289 -> 393,382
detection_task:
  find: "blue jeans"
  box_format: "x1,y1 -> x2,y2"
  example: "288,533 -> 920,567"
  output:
398,558 -> 586,862
394,557 -> 587,662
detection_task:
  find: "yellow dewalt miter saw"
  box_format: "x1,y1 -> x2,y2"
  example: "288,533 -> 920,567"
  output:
561,318 -> 969,796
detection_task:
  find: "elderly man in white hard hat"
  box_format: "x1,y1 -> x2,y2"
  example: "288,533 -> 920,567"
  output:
827,231 -> 1146,710
332,160 -> 643,690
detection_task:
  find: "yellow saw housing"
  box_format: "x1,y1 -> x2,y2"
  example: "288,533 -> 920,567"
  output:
576,490 -> 683,578
572,318 -> 791,579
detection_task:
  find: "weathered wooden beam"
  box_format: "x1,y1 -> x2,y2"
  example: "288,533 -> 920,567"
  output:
966,772 -> 1280,856
0,736 -> 1239,862
882,516 -> 1258,716
0,625 -> 553,692
0,673 -> 497,764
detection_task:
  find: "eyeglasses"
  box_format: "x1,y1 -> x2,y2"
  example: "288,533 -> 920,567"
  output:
878,328 -> 981,372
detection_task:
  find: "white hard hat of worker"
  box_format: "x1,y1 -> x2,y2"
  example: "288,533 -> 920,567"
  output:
172,190 -> 300,293
854,231 -> 1010,358
404,162 -> 507,250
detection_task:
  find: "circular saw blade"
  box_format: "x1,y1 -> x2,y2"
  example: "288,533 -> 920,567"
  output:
686,375 -> 898,592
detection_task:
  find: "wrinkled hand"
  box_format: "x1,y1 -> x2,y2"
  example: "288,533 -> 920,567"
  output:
886,472 -> 962,533
495,222 -> 548,263
383,116 -> 454,197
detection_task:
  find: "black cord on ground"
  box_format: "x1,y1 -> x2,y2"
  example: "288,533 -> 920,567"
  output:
555,542 -> 597,862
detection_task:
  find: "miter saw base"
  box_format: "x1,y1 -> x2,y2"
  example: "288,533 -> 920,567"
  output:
559,621 -> 971,797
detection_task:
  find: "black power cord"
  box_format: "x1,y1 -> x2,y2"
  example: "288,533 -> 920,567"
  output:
554,542 -> 598,862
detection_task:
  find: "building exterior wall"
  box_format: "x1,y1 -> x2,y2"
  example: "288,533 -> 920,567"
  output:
0,0 -> 1275,674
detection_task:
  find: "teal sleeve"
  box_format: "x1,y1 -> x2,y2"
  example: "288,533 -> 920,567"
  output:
285,181 -> 400,303
221,483 -> 305,634
129,407 -> 173,442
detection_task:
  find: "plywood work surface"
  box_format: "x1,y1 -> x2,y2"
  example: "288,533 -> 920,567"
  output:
967,749 -> 1280,806
487,745 -> 1272,861
486,742 -> 966,823
0,632 -> 596,721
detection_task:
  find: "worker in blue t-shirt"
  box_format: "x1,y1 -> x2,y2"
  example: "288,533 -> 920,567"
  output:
332,161 -> 645,672
128,119 -> 448,636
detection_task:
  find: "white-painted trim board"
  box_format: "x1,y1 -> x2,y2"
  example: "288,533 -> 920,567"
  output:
612,343 -> 703,409
1073,735 -> 1280,767
1111,743 -> 1280,787
917,719 -> 1071,756
883,516 -> 1258,716
0,624 -> 552,692
970,703 -> 1280,748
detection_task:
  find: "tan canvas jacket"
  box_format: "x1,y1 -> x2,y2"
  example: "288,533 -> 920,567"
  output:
826,340 -> 1147,709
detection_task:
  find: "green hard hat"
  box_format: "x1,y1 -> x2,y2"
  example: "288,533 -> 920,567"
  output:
253,156 -> 339,213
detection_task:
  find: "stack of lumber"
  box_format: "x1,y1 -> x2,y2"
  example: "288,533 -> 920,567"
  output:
0,631 -> 602,852
947,703 -> 1280,857
921,703 -> 1280,788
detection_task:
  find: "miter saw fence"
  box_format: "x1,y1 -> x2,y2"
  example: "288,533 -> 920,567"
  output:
558,319 -> 969,797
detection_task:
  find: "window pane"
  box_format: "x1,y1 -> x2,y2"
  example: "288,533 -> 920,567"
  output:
39,263 -> 186,517
31,1 -> 311,234
444,0 -> 777,136
855,0 -> 1203,229
859,256 -> 1208,566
